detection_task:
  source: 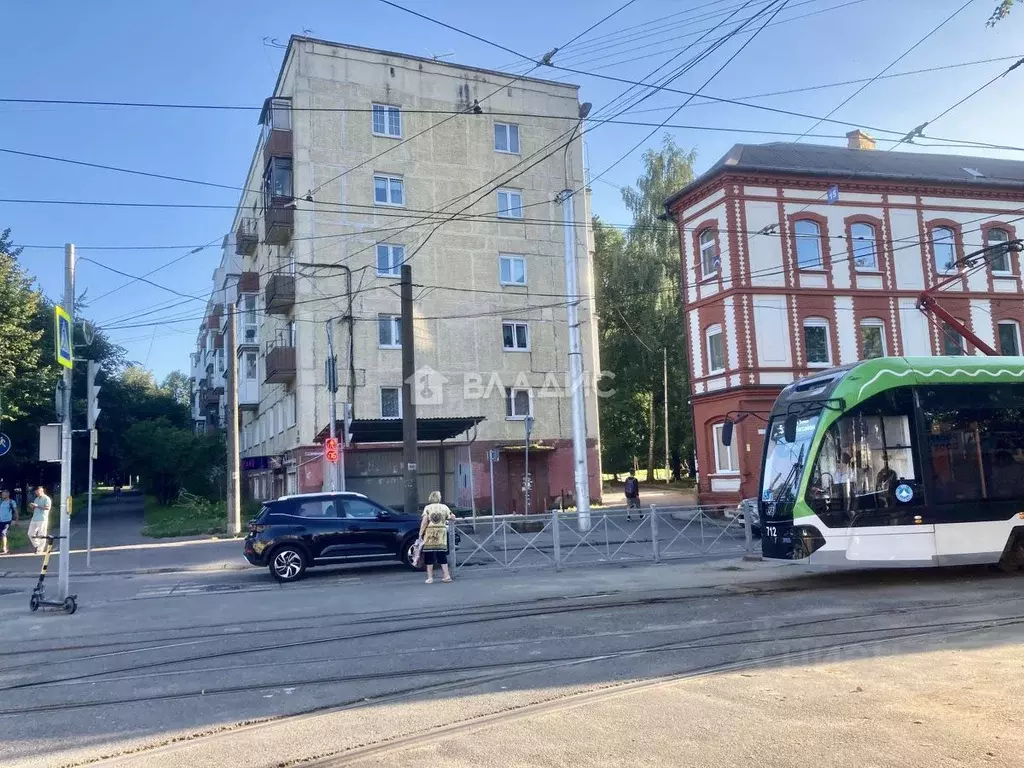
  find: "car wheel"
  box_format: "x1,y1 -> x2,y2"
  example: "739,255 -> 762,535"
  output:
401,536 -> 422,570
269,545 -> 307,583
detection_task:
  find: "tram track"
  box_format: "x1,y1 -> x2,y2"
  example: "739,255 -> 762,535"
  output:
66,613 -> 1020,768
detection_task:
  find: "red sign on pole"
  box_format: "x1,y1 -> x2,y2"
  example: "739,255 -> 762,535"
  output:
324,437 -> 339,463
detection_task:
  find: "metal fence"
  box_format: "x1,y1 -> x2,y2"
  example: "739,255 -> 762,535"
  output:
450,504 -> 756,573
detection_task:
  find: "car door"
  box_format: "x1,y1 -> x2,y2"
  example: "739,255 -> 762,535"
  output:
341,498 -> 398,556
292,497 -> 346,561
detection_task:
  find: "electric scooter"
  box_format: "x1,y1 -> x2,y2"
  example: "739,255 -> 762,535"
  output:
29,535 -> 77,614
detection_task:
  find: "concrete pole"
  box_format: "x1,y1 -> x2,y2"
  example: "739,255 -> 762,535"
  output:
400,265 -> 418,515
663,347 -> 671,484
226,299 -> 241,535
57,244 -> 74,600
325,320 -> 339,492
557,191 -> 591,531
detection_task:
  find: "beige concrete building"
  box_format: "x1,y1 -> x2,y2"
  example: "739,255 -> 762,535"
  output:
190,35 -> 602,511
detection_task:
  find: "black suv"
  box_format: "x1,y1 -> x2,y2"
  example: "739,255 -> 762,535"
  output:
243,492 -> 424,582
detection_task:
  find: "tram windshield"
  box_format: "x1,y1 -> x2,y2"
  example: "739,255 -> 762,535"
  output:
760,414 -> 818,503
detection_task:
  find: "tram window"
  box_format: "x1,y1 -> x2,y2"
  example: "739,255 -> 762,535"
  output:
807,388 -> 921,522
922,385 -> 1024,503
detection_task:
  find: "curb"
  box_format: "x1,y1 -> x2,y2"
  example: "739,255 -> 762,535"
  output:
0,562 -> 251,579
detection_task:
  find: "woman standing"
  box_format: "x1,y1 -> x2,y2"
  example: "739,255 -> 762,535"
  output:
419,490 -> 455,584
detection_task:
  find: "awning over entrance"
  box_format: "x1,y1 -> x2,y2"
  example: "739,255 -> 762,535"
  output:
315,416 -> 484,445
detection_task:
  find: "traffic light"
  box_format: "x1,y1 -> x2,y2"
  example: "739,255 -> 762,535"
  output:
87,360 -> 101,429
324,437 -> 339,463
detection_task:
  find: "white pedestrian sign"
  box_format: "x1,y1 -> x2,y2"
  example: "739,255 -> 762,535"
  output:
0,432 -> 10,457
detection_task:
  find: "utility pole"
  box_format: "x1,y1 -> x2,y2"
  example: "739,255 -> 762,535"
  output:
556,190 -> 591,531
524,415 -> 534,514
325,320 -> 341,492
57,244 -> 74,600
226,299 -> 241,535
86,360 -> 101,568
400,265 -> 418,515
663,348 -> 670,484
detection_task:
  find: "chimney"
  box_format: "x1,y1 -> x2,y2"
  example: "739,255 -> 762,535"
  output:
846,129 -> 876,151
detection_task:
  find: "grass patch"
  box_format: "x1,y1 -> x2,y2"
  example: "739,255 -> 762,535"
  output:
3,522 -> 33,554
142,494 -> 259,538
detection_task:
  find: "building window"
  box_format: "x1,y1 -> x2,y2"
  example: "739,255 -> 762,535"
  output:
712,423 -> 739,474
506,388 -> 532,419
499,254 -> 527,285
371,104 -> 401,138
851,222 -> 877,270
274,403 -> 282,435
264,156 -> 293,203
794,219 -> 823,270
287,321 -> 297,347
376,243 -> 405,277
497,188 -> 524,219
706,324 -> 725,373
381,387 -> 402,419
987,227 -> 1011,274
373,174 -> 404,206
699,228 -> 718,278
288,393 -> 297,427
378,314 -> 402,348
941,321 -> 965,356
244,351 -> 258,381
803,318 -> 832,366
998,321 -> 1021,355
494,122 -> 520,154
860,319 -> 886,360
269,97 -> 291,131
931,226 -> 956,274
502,321 -> 530,351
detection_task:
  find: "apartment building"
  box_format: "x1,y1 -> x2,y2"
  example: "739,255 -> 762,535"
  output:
665,131 -> 1024,504
189,35 -> 602,511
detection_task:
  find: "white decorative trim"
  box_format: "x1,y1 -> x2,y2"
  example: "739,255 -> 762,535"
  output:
857,366 -> 1024,399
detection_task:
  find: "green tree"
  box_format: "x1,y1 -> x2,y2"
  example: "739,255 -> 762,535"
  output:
123,418 -> 224,504
988,1 -> 1014,24
594,136 -> 696,480
160,370 -> 191,407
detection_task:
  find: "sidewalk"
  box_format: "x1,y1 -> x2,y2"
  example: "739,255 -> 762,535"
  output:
0,537 -> 244,578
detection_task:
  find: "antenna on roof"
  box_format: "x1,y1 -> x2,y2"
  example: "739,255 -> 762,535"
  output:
427,49 -> 456,61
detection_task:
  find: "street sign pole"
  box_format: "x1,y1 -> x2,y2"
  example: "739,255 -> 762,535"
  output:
524,416 -> 533,515
488,448 -> 498,534
57,244 -> 75,600
86,360 -> 101,569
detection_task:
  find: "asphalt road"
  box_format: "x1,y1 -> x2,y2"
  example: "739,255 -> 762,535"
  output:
1,559 -> 1022,767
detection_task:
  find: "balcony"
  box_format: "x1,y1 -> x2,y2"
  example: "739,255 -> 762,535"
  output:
265,340 -> 296,384
263,197 -> 294,245
265,273 -> 295,314
202,383 -> 223,406
235,218 -> 258,256
260,97 -> 292,168
237,377 -> 260,410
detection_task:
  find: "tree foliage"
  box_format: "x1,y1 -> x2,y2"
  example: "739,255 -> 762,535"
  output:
594,136 -> 696,478
988,1 -> 1014,25
160,370 -> 191,407
122,418 -> 224,504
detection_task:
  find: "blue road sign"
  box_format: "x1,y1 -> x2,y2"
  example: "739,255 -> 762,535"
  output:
826,184 -> 840,204
0,433 -> 11,457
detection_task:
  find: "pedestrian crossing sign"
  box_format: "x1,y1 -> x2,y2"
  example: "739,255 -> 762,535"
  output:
55,305 -> 73,368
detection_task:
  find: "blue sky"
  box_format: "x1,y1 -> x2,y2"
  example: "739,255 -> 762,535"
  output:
3,0 -> 1021,380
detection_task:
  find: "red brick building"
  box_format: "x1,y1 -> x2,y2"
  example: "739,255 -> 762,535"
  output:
665,131 -> 1024,505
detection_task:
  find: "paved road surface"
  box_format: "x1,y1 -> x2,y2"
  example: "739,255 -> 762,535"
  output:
1,556 -> 1022,767
69,489 -> 147,548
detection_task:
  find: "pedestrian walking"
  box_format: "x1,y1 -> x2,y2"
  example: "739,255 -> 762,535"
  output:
28,486 -> 52,555
418,490 -> 455,584
0,490 -> 17,555
624,469 -> 643,521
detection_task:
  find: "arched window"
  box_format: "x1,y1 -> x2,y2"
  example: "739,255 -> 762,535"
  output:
986,227 -> 1011,274
794,219 -> 822,270
706,324 -> 725,373
851,222 -> 877,270
803,317 -> 832,366
860,318 -> 886,359
699,228 -> 719,278
931,226 -> 956,274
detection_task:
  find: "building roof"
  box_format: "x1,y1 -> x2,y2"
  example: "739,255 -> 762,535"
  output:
275,35 -> 579,95
316,416 -> 485,444
665,141 -> 1024,211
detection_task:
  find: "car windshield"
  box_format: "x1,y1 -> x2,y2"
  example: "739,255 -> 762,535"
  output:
760,414 -> 819,503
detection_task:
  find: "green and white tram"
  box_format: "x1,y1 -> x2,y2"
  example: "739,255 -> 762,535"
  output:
757,356 -> 1024,569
